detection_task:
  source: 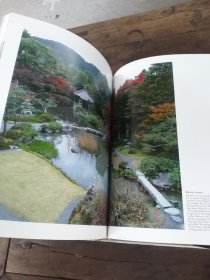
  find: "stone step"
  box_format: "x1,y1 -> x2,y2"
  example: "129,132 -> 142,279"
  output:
136,171 -> 173,209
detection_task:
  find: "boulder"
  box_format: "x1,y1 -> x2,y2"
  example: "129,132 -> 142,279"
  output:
152,173 -> 173,189
86,186 -> 95,201
16,137 -> 24,143
10,145 -> 18,150
71,147 -> 80,153
23,137 -> 32,143
46,128 -> 54,134
169,200 -> 179,208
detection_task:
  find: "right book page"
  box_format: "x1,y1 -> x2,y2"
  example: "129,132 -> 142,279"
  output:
109,54 -> 210,245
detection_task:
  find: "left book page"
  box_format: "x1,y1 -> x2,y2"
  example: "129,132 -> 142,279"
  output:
0,13 -> 112,240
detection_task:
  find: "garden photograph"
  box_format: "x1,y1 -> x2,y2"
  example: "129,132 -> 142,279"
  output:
110,62 -> 184,229
0,29 -> 111,225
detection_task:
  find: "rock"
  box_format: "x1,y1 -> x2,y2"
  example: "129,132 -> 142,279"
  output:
152,173 -> 173,188
169,200 -> 179,208
170,215 -> 183,224
71,147 -> 80,153
10,145 -> 18,150
164,207 -> 181,216
86,186 -> 95,201
23,137 -> 32,143
46,128 -> 53,134
16,137 -> 24,143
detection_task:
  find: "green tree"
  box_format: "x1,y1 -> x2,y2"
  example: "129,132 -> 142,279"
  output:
3,86 -> 27,133
113,62 -> 174,143
136,62 -> 174,106
140,112 -> 179,159
32,91 -> 57,113
16,36 -> 57,73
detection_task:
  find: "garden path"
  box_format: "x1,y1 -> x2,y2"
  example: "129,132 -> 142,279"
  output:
115,151 -> 141,173
56,194 -> 86,224
114,150 -> 183,229
0,203 -> 25,222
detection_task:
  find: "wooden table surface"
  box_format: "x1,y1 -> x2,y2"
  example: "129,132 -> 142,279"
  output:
1,0 -> 210,279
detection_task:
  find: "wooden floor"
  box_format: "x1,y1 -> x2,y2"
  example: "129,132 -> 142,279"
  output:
71,0 -> 210,73
1,1 -> 210,279
0,238 -> 210,280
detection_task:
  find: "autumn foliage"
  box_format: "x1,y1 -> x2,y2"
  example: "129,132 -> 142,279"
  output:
44,75 -> 69,90
118,71 -> 145,93
148,103 -> 175,121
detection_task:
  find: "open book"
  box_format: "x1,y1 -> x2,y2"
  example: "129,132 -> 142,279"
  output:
0,13 -> 210,246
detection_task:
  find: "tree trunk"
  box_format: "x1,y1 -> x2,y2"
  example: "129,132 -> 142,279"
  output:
3,110 -> 8,135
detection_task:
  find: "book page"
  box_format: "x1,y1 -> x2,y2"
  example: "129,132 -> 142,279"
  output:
109,55 -> 210,245
0,14 -> 112,240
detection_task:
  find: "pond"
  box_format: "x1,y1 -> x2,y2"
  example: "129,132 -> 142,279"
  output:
152,172 -> 183,211
161,189 -> 183,211
37,132 -> 108,190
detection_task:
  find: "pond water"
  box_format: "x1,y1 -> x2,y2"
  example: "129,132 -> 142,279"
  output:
38,132 -> 108,190
152,172 -> 183,212
161,189 -> 183,211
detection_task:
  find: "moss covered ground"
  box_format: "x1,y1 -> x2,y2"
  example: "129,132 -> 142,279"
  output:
0,150 -> 86,223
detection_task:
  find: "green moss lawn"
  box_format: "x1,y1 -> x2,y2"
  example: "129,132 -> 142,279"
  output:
0,150 -> 86,223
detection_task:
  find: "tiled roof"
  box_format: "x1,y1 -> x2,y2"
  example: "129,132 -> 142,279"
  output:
74,89 -> 94,103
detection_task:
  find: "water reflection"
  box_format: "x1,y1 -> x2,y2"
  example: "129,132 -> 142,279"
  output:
38,133 -> 108,189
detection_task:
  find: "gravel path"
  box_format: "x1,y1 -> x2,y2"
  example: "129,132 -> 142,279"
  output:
161,210 -> 184,230
115,151 -> 139,172
0,203 -> 25,222
0,195 -> 86,224
56,195 -> 86,224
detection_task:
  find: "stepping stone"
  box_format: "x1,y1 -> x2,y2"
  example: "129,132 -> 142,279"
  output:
170,215 -> 183,224
164,207 -> 181,216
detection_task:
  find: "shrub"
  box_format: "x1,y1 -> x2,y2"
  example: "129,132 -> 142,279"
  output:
5,123 -> 37,140
76,108 -> 103,130
120,168 -> 136,181
6,114 -> 33,122
33,113 -> 53,123
110,178 -> 164,228
112,189 -> 147,226
6,113 -> 54,123
21,139 -> 58,159
0,136 -> 10,150
5,129 -> 21,140
70,191 -> 107,225
18,123 -> 37,138
140,156 -> 179,178
117,161 -> 136,181
78,133 -> 98,153
85,114 -> 102,130
69,178 -> 107,225
41,122 -> 61,133
128,148 -> 136,154
119,161 -> 128,170
169,167 -> 181,188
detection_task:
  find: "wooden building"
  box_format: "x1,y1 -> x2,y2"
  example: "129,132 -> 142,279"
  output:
73,89 -> 94,110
